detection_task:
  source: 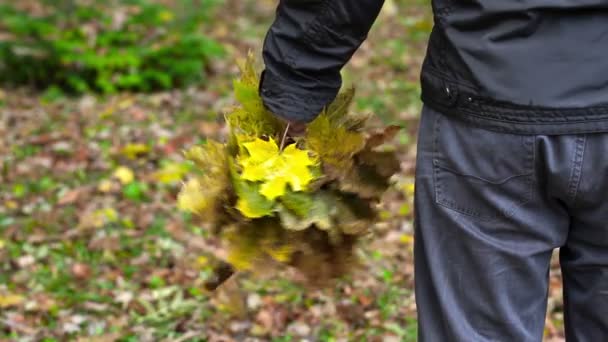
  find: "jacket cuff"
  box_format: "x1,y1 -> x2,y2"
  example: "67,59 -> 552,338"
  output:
259,69 -> 340,123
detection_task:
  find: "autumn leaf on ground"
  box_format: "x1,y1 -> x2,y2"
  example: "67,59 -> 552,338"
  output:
0,293 -> 25,308
113,166 -> 134,185
120,143 -> 150,159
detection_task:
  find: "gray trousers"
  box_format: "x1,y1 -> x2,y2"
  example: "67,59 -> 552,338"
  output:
414,106 -> 608,341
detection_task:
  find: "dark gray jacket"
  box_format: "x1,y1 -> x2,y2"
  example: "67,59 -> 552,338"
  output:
260,0 -> 608,134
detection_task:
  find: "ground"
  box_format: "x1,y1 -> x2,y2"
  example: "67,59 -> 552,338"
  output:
0,0 -> 565,340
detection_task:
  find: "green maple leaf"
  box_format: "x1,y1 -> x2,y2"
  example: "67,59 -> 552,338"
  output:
226,53 -> 283,137
306,115 -> 366,179
324,87 -> 369,130
233,179 -> 274,219
278,192 -> 338,231
280,190 -> 314,218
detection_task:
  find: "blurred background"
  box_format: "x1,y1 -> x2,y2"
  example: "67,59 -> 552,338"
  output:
0,0 -> 564,341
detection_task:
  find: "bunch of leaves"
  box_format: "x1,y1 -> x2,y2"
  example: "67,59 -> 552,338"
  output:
0,0 -> 224,94
178,55 -> 401,287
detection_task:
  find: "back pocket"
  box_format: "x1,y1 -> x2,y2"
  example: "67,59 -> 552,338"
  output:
433,113 -> 535,221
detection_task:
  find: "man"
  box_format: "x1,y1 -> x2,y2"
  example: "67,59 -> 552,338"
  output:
259,1 -> 608,340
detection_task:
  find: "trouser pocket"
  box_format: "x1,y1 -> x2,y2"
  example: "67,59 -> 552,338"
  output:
432,111 -> 535,221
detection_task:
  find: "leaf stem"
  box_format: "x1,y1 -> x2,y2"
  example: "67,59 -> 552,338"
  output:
279,123 -> 290,152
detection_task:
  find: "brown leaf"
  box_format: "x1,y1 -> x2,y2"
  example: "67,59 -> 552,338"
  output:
366,125 -> 402,149
255,309 -> 274,332
58,187 -> 89,205
128,107 -> 147,121
358,150 -> 402,178
357,294 -> 374,307
204,261 -> 235,291
339,165 -> 392,199
71,262 -> 91,279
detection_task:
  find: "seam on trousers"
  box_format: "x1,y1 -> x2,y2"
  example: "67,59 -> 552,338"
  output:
567,135 -> 587,205
432,109 -> 441,204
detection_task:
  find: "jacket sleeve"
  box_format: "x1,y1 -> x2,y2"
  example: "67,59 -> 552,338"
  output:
260,0 -> 385,123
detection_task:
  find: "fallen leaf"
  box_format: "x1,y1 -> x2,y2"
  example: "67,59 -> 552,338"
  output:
58,187 -> 87,205
399,234 -> 414,245
113,166 -> 134,184
4,200 -> 18,210
120,143 -> 149,159
0,293 -> 25,308
97,179 -> 114,193
71,262 -> 91,279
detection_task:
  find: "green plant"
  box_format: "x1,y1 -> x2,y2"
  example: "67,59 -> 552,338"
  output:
0,0 -> 224,93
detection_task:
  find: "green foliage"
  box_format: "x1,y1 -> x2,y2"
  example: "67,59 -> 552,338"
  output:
277,192 -> 333,231
122,181 -> 147,202
279,190 -> 314,218
306,115 -> 366,179
226,54 -> 284,137
0,0 -> 224,93
233,176 -> 275,219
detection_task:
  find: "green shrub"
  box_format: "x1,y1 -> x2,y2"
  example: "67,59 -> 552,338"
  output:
0,0 -> 225,93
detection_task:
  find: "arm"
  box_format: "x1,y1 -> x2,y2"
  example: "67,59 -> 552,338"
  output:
260,0 -> 385,123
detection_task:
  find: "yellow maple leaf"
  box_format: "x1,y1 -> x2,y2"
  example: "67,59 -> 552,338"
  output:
238,138 -> 317,201
113,166 -> 134,185
259,177 -> 288,201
